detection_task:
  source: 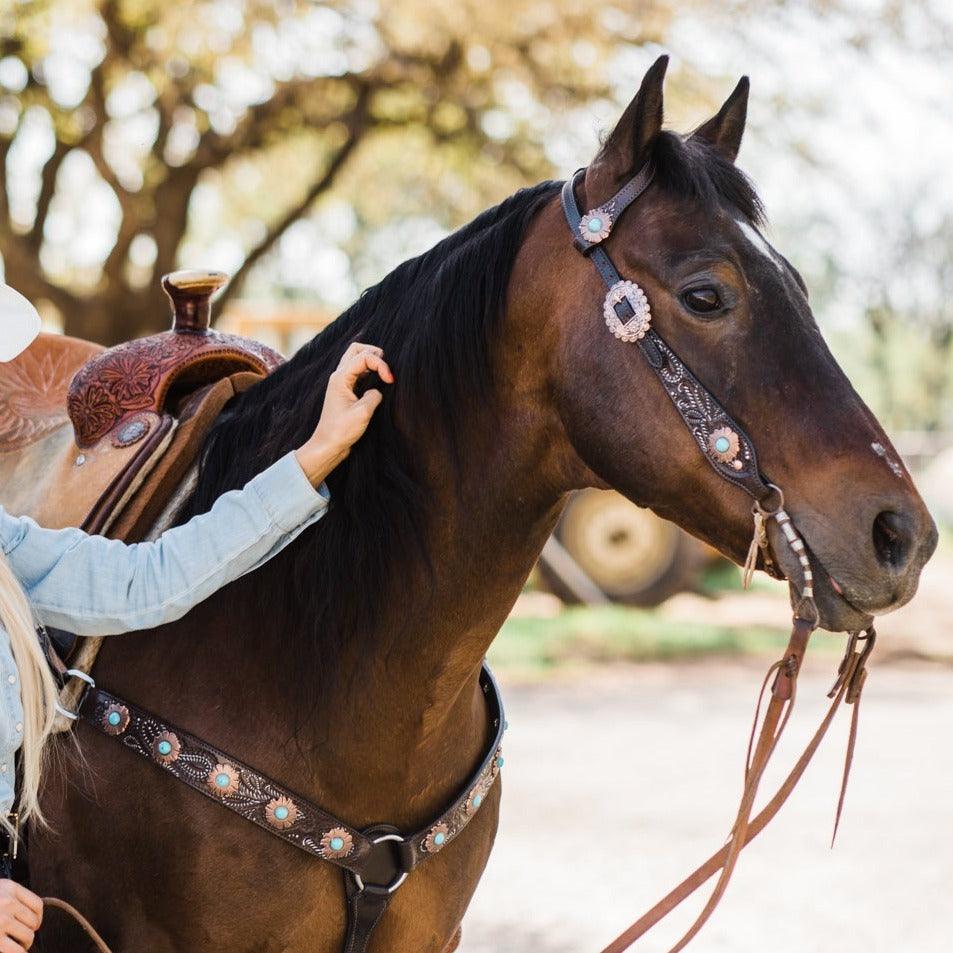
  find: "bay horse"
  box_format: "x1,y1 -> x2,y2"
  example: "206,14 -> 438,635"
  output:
31,57 -> 936,951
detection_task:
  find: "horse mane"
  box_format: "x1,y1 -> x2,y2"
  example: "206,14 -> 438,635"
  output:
653,129 -> 765,226
188,180 -> 561,674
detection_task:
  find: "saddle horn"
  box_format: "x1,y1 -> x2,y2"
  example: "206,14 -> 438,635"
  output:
161,270 -> 230,334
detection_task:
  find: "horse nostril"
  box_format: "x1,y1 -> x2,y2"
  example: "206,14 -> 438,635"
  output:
872,511 -> 911,571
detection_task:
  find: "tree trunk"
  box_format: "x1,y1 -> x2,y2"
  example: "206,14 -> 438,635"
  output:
62,284 -> 171,346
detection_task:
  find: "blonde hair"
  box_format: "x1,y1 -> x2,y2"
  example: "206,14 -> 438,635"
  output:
0,549 -> 58,830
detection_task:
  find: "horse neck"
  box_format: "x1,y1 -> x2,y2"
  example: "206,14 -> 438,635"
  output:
334,287 -> 572,758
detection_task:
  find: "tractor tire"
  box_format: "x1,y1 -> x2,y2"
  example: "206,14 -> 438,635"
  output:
540,489 -> 703,607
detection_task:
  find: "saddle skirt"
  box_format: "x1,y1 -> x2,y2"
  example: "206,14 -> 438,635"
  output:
0,271 -> 283,727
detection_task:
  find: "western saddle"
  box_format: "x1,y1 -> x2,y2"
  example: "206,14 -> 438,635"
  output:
0,270 -> 283,725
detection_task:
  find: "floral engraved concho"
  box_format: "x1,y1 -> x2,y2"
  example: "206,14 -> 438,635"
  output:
579,206 -> 613,243
604,280 -> 652,343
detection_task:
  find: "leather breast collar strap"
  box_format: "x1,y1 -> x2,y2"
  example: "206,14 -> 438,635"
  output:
562,166 -> 877,952
41,630 -> 505,953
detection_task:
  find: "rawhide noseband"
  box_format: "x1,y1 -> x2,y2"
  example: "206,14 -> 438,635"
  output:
562,166 -> 875,952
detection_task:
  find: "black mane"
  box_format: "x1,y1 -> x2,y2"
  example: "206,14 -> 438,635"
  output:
653,130 -> 765,225
189,180 -> 560,672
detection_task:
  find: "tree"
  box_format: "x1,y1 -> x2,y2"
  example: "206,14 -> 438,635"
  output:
0,0 -> 677,344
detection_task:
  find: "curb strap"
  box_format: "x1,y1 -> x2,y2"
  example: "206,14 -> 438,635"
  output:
599,622 -> 875,953
73,665 -> 504,952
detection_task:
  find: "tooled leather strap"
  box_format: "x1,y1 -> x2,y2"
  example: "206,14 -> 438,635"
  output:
560,168 -> 775,505
76,665 -> 504,882
599,623 -> 875,953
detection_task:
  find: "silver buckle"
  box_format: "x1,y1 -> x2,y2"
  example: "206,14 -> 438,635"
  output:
353,834 -> 410,894
54,669 -> 96,721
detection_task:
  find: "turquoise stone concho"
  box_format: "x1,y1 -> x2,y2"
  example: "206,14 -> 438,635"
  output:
708,426 -> 741,467
424,823 -> 450,853
320,827 -> 354,859
207,762 -> 240,797
152,730 -> 181,764
579,208 -> 613,243
102,703 -> 129,736
265,795 -> 298,830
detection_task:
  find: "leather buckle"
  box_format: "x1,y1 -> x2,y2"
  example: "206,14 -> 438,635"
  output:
353,834 -> 412,895
54,669 -> 96,721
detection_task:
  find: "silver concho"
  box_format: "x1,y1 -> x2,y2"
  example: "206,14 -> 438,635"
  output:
579,207 -> 613,243
603,280 -> 651,342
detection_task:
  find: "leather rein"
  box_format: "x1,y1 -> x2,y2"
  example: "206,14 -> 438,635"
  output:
561,165 -> 875,952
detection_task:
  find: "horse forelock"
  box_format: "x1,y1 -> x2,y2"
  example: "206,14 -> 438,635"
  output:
652,130 -> 765,227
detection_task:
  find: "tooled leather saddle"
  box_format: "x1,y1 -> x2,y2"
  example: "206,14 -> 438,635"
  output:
0,271 -> 283,721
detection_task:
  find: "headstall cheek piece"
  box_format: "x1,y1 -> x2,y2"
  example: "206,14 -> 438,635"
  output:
562,166 -> 875,953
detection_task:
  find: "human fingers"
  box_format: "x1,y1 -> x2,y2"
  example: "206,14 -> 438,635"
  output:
335,352 -> 394,388
0,926 -> 28,952
0,914 -> 32,949
354,389 -> 383,417
340,342 -> 383,364
10,888 -> 40,924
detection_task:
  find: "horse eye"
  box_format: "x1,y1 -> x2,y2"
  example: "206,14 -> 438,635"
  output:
681,287 -> 722,315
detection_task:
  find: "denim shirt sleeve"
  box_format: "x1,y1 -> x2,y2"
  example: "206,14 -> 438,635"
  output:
0,452 -> 329,636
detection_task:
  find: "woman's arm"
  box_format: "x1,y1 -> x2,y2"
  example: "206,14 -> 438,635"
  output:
0,342 -> 394,637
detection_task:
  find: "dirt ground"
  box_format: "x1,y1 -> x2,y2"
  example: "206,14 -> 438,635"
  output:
460,556 -> 953,953
460,662 -> 953,953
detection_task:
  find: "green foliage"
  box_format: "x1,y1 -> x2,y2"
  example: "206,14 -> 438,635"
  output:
488,604 -> 841,676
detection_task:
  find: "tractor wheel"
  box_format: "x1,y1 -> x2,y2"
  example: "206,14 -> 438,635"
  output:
540,489 -> 703,607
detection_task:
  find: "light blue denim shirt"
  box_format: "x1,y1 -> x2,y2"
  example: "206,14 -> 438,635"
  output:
0,451 -> 328,814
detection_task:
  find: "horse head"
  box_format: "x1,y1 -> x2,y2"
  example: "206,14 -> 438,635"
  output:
534,56 -> 937,632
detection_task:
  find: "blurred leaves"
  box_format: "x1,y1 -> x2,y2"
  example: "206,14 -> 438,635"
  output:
0,0 -> 678,342
0,0 -> 951,437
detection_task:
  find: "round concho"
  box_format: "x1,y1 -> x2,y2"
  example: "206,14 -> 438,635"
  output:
265,796 -> 298,830
112,416 -> 151,449
102,703 -> 129,736
708,426 -> 741,465
152,731 -> 181,765
603,281 -> 652,343
579,208 -> 613,244
320,827 -> 354,859
465,784 -> 488,818
423,823 -> 450,853
207,762 -> 240,797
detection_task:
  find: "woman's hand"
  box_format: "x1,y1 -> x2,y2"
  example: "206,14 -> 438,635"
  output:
0,880 -> 41,951
294,343 -> 394,485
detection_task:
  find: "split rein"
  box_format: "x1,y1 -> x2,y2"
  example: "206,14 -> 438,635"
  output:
598,621 -> 876,953
562,165 -> 878,952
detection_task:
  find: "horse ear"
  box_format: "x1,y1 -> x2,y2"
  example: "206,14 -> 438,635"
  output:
691,76 -> 749,163
585,54 -> 668,207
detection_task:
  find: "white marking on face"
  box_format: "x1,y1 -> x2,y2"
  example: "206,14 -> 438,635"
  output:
871,442 -> 904,479
735,219 -> 784,274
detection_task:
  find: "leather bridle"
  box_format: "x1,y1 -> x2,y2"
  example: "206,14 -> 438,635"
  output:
562,165 -> 875,952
